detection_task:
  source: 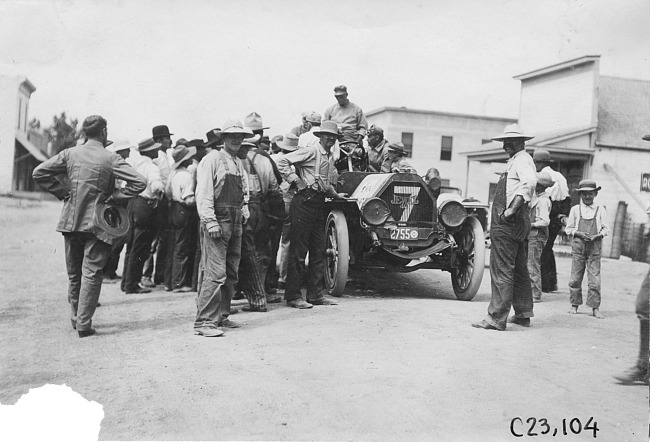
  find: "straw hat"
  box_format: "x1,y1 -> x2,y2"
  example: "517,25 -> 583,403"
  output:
491,123 -> 534,142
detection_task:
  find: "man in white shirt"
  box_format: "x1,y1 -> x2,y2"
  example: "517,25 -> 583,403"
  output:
473,124 -> 537,331
533,148 -> 572,292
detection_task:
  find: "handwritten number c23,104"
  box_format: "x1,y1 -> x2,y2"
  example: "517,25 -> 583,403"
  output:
510,417 -> 599,438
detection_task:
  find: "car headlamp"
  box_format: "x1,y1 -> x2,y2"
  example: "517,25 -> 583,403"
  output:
361,197 -> 391,226
438,200 -> 467,229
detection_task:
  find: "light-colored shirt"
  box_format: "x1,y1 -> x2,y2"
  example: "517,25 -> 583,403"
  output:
276,143 -> 338,197
323,100 -> 368,137
530,191 -> 551,228
565,202 -> 610,237
195,149 -> 249,230
271,152 -> 296,205
154,150 -> 172,186
368,139 -> 390,172
542,166 -> 570,201
505,150 -> 537,206
127,151 -> 165,200
242,150 -> 280,197
381,156 -> 417,174
299,127 -> 340,161
169,167 -> 195,204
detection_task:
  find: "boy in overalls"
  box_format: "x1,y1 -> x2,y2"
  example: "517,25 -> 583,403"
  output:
565,180 -> 610,318
528,172 -> 554,303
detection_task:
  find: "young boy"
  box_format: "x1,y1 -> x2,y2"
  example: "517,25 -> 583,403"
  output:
528,172 -> 554,303
565,179 -> 610,318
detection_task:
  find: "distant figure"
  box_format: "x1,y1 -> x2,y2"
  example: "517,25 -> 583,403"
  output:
33,115 -> 146,337
472,124 -> 537,331
565,179 -> 609,319
289,111 -> 313,137
423,167 -> 441,184
532,148 -> 571,292
528,172 -> 554,303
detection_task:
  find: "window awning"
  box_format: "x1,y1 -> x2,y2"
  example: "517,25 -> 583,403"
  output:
15,130 -> 48,162
459,145 -> 595,163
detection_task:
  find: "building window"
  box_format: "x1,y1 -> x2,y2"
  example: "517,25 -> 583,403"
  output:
440,136 -> 453,161
401,132 -> 413,157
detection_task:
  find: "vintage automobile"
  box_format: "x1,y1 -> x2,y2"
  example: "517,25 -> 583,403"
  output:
322,170 -> 488,301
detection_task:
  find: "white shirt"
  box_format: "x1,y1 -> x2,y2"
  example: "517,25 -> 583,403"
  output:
505,150 -> 537,206
565,202 -> 610,237
542,166 -> 570,201
169,167 -> 195,203
127,151 -> 164,199
298,127 -> 341,161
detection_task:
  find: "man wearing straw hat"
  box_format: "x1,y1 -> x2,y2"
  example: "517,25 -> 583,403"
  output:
276,121 -> 348,309
193,119 -> 251,336
33,115 -> 146,337
472,123 -> 537,331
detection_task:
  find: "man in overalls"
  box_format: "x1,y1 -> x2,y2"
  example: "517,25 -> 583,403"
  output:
472,124 -> 538,331
237,138 -> 282,312
276,120 -> 348,308
194,119 -> 251,337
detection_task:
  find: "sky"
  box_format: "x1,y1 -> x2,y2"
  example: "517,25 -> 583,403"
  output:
1,0 -> 648,144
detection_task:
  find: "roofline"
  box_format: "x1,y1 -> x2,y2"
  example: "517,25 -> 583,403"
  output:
513,55 -> 601,81
535,126 -> 598,145
595,142 -> 650,152
600,74 -> 650,84
366,106 -> 517,123
460,145 -> 595,163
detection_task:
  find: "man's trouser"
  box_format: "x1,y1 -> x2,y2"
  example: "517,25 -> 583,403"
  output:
64,232 -> 111,331
277,200 -> 292,284
568,238 -> 602,308
285,189 -> 328,302
528,228 -> 548,301
238,200 -> 268,309
195,213 -> 242,328
170,201 -> 197,290
122,196 -> 157,292
103,239 -> 125,277
143,196 -> 172,288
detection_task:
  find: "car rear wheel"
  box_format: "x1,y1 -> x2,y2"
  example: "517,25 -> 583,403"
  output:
325,210 -> 349,297
451,216 -> 485,301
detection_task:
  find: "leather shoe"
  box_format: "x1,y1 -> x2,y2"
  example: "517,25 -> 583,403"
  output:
218,319 -> 242,328
287,299 -> 313,309
267,295 -> 282,304
508,316 -> 531,327
78,328 -> 96,338
173,286 -> 194,293
471,319 -> 502,331
125,287 -> 151,294
308,297 -> 338,306
140,277 -> 156,288
194,326 -> 224,337
243,305 -> 268,312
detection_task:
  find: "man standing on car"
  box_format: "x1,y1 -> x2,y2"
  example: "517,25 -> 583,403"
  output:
323,85 -> 368,145
33,115 -> 146,337
472,124 -> 537,331
276,120 -> 347,309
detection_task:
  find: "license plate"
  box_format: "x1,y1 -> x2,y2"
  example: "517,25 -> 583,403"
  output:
389,228 -> 419,240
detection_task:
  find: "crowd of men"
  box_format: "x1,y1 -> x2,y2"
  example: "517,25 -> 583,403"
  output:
31,85 -> 648,385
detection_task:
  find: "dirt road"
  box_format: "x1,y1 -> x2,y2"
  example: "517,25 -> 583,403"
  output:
0,198 -> 647,441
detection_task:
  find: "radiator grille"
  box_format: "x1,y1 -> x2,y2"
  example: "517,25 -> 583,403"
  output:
379,182 -> 435,225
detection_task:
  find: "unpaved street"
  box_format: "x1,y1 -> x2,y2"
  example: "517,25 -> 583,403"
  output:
0,198 -> 648,441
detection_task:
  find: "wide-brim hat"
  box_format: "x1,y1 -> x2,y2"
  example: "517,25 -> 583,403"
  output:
221,119 -> 254,137
188,139 -> 204,148
276,133 -> 299,152
536,171 -> 555,188
106,138 -> 131,153
491,123 -> 534,142
93,201 -> 130,240
204,128 -> 222,147
137,138 -> 162,152
152,125 -> 173,138
576,179 -> 601,192
244,112 -> 269,131
172,146 -> 197,168
313,120 -> 342,139
532,148 -> 554,163
387,141 -> 407,156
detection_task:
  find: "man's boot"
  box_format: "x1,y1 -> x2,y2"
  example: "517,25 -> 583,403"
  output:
614,319 -> 649,385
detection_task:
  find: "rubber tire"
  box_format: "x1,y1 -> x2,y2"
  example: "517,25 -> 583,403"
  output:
325,210 -> 349,297
451,216 -> 485,301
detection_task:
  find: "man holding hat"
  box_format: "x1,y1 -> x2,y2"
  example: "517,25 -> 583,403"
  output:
380,142 -> 417,173
167,144 -> 198,292
194,119 -> 251,336
121,138 -> 166,295
276,120 -> 348,308
33,115 -> 146,337
367,125 -> 390,172
532,148 -> 571,293
565,179 -> 609,319
472,123 -> 537,331
324,85 -> 368,145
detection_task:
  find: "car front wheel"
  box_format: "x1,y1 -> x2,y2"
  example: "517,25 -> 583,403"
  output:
451,216 -> 485,301
324,210 -> 349,297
